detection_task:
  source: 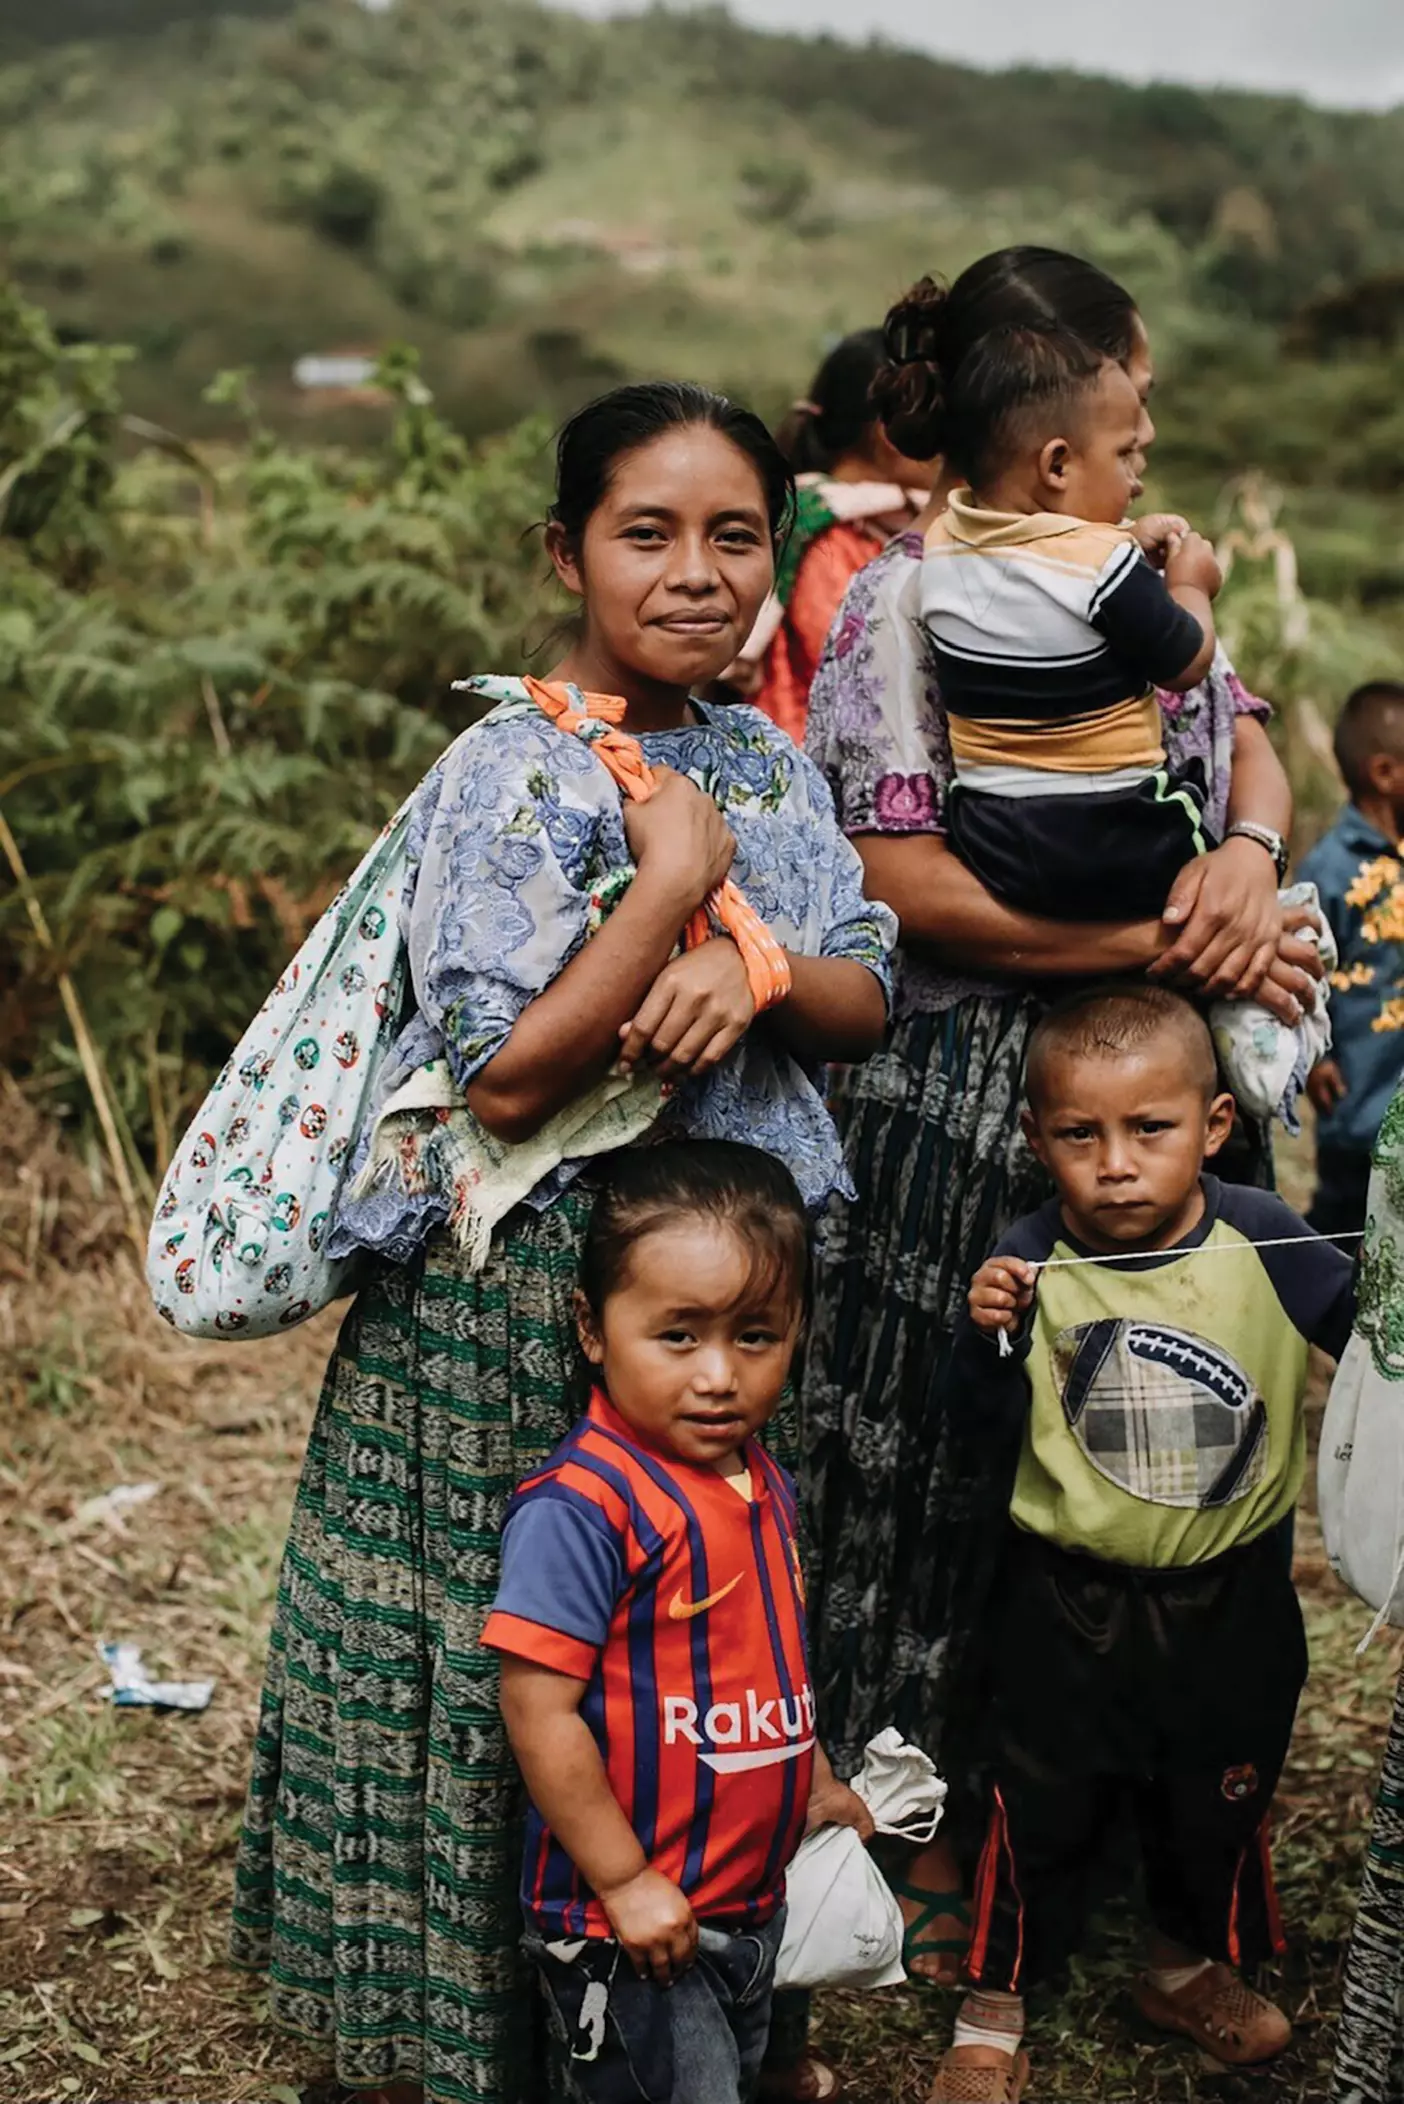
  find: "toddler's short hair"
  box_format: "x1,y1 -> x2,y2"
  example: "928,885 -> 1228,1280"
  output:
1333,679 -> 1404,799
943,325 -> 1110,486
580,1141 -> 809,1317
1026,982 -> 1217,1111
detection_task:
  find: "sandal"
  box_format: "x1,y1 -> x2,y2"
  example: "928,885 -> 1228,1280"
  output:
927,2046 -> 1030,2101
757,2049 -> 845,2101
1134,1962 -> 1291,2069
887,1874 -> 971,1987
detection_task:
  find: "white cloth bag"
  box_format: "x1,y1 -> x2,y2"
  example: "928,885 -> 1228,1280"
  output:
146,772 -> 431,1338
1319,1331 -> 1404,1634
1208,880 -> 1335,1132
1319,1093 -> 1404,1637
774,1729 -> 946,1992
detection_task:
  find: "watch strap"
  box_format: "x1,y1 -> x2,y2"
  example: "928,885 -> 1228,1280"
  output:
1224,820 -> 1288,880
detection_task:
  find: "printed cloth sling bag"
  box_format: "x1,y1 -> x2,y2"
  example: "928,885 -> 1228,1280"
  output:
147,679 -> 789,1339
1319,1081 -> 1404,1637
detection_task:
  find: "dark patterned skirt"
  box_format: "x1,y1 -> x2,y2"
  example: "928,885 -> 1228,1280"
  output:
1333,1666 -> 1404,2104
230,1190 -> 595,2104
800,994 -> 1049,1778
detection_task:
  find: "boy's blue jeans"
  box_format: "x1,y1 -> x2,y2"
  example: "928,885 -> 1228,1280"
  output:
526,1908 -> 785,2104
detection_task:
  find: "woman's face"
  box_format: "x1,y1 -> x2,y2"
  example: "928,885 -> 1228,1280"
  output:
1122,313 -> 1156,454
549,426 -> 776,691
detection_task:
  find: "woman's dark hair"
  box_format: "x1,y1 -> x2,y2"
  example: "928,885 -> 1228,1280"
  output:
549,381 -> 796,551
872,247 -> 1141,478
777,328 -> 886,475
579,1141 -> 810,1317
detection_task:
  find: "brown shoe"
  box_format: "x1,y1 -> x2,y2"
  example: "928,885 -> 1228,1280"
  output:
1134,1962 -> 1291,2067
927,2047 -> 1031,2101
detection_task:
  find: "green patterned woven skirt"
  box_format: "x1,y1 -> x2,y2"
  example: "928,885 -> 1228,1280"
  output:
1332,1664 -> 1404,2103
231,1190 -> 594,2104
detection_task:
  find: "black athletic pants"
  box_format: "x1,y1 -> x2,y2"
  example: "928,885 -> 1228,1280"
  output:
967,1528 -> 1307,1993
946,766 -> 1211,922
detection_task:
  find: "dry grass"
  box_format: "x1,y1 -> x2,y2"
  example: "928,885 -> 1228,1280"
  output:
0,1074 -> 333,2102
0,1089 -> 1394,2103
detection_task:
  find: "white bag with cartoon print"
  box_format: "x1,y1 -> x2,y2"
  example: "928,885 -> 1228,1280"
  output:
146,786 -> 426,1339
147,690 -> 666,1340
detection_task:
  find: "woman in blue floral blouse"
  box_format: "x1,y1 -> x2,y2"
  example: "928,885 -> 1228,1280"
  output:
230,382 -> 896,2104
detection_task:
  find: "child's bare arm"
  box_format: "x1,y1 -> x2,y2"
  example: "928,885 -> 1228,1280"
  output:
1157,530 -> 1222,691
498,1656 -> 698,1981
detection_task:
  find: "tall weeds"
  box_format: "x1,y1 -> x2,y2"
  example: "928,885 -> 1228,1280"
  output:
1,283 -> 1400,1173
0,286 -> 555,1162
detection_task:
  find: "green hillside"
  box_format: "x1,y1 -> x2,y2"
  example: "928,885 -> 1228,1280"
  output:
2,4 -> 1404,1182
3,0 -> 1404,505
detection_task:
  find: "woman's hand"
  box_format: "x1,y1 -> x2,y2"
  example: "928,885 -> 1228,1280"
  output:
1254,910 -> 1328,1026
969,1257 -> 1037,1337
1307,1057 -> 1348,1117
1151,837 -> 1286,1003
618,937 -> 755,1079
624,766 -> 736,919
713,654 -> 764,700
600,1867 -> 698,1983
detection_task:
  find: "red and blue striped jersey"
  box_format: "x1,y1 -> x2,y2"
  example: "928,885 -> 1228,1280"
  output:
482,1389 -> 813,1936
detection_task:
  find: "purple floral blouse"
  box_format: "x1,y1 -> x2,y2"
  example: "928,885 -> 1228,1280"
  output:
804,530 -> 1271,1016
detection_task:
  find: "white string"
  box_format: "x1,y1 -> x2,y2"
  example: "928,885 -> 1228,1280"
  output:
1035,1228 -> 1364,1272
993,1228 -> 1364,1357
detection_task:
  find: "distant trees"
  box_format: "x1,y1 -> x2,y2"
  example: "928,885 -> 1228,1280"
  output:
0,0 -> 292,49
1290,273 -> 1404,358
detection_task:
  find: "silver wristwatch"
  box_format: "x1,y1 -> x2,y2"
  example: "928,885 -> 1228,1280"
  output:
1224,820 -> 1289,881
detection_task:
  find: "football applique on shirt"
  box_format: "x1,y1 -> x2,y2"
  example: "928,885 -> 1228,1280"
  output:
1053,1316 -> 1268,1509
953,1177 -> 1357,1569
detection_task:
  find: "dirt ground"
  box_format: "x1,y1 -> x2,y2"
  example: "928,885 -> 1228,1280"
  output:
0,1085 -> 1393,2104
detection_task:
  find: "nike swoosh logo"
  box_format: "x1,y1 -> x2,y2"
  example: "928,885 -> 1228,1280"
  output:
700,1737 -> 815,1775
668,1572 -> 744,1621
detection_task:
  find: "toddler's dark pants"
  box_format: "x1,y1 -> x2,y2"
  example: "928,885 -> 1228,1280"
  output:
967,1527 -> 1307,1994
948,764 -> 1210,921
527,1910 -> 784,2104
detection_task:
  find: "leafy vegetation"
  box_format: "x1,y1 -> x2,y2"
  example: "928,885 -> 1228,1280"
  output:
1,1 -> 1403,1175
2,1 -> 1403,594
0,284 -> 558,1171
1,21 -> 1402,2104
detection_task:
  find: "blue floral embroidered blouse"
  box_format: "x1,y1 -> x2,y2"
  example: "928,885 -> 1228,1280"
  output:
332,677 -> 897,1260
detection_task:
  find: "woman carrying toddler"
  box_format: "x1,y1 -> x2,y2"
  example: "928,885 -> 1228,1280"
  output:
798,249 -> 1324,2045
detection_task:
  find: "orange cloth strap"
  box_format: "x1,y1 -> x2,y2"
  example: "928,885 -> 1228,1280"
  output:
522,677 -> 792,1014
